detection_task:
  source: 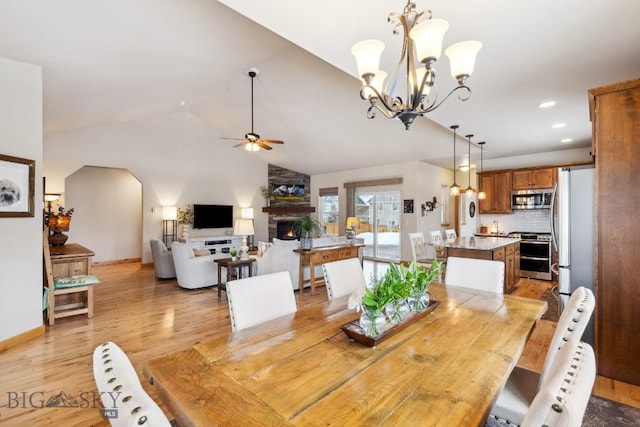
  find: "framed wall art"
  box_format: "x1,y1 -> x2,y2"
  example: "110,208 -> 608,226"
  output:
403,199 -> 414,213
0,153 -> 35,217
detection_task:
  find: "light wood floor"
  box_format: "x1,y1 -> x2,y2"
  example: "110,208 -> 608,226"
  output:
0,262 -> 638,426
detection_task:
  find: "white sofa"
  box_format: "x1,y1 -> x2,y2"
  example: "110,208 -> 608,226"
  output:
255,236 -> 364,290
171,241 -> 227,289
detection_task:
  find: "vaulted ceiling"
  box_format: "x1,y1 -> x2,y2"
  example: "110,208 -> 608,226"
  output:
1,0 -> 638,174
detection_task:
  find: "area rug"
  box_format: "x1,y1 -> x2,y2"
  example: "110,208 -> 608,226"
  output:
485,395 -> 640,426
539,286 -> 559,322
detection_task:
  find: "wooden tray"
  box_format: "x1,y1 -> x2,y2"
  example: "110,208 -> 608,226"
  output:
341,300 -> 441,347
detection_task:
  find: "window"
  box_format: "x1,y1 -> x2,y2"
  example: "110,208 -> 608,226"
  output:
319,189 -> 339,236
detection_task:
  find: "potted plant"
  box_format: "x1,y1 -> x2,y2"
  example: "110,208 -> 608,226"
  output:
229,248 -> 237,261
380,263 -> 412,324
406,260 -> 443,311
295,216 -> 322,250
177,206 -> 193,239
260,186 -> 275,207
47,206 -> 74,246
360,279 -> 393,337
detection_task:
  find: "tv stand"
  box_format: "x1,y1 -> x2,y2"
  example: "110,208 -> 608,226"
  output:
182,236 -> 242,255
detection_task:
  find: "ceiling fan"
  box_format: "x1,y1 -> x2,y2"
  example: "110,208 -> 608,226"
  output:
221,68 -> 284,151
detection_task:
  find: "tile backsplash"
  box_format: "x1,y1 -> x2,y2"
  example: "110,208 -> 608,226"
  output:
479,209 -> 552,234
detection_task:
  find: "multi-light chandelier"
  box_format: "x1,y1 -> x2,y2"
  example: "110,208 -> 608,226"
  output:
352,1 -> 482,130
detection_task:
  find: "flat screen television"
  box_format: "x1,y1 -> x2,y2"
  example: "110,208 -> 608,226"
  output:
192,204 -> 233,229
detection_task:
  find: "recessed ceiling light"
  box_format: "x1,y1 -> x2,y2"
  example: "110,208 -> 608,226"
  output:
178,100 -> 186,107
551,122 -> 566,129
560,138 -> 573,143
538,100 -> 556,109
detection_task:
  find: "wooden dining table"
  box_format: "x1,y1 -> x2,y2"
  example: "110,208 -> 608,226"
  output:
143,283 -> 546,426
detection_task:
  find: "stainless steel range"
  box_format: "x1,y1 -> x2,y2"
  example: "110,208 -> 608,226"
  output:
508,232 -> 553,281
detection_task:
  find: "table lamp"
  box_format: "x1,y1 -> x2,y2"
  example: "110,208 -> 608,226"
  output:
345,216 -> 360,242
234,218 -> 255,260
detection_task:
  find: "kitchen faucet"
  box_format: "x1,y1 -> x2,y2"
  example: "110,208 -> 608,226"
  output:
493,220 -> 499,235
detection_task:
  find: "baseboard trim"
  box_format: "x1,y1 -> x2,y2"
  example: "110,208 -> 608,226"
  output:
0,325 -> 45,353
93,258 -> 141,266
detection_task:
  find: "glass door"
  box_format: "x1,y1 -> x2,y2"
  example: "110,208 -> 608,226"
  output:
355,190 -> 401,262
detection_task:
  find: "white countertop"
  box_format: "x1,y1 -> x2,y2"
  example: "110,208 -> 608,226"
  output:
437,236 -> 520,250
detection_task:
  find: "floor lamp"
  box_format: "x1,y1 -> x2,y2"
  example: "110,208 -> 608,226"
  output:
162,206 -> 177,247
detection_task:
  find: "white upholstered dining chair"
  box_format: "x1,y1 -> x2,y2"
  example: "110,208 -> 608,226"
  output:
408,232 -> 430,264
429,230 -> 446,260
227,271 -> 297,332
520,339 -> 596,427
490,287 -> 595,425
444,256 -> 504,293
444,229 -> 457,241
322,258 -> 367,300
93,341 -> 171,427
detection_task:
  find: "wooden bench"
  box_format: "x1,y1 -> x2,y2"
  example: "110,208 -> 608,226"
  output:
43,231 -> 98,325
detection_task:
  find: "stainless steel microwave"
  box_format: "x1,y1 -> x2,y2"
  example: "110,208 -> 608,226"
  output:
511,189 -> 553,210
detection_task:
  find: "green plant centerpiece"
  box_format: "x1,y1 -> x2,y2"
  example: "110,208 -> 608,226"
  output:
229,248 -> 237,260
358,260 -> 443,337
295,216 -> 322,250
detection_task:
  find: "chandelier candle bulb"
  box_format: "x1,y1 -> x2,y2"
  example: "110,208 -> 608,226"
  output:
351,40 -> 385,79
409,18 -> 450,64
445,41 -> 483,83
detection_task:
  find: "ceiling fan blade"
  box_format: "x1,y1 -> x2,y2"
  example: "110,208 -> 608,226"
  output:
232,142 -> 246,148
220,137 -> 244,140
257,141 -> 273,150
260,139 -> 284,144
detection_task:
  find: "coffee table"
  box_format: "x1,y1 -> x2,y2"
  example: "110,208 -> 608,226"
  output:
214,257 -> 256,298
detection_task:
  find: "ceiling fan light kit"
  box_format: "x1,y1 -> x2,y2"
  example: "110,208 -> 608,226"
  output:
352,1 -> 481,130
221,68 -> 285,151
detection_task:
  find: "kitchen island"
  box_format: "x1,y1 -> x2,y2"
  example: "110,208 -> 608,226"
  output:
439,236 -> 520,293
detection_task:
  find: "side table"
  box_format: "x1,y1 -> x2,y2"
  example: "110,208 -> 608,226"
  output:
294,244 -> 364,295
215,257 -> 256,298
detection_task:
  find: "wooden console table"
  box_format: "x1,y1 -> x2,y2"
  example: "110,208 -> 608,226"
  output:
294,244 -> 364,295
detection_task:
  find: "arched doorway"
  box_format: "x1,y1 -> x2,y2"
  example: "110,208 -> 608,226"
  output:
65,166 -> 142,263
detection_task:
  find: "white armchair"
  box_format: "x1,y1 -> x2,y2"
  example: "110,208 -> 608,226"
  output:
149,239 -> 176,279
171,242 -> 221,289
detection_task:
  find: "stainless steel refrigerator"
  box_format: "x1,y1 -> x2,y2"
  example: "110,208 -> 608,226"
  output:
550,166 -> 595,345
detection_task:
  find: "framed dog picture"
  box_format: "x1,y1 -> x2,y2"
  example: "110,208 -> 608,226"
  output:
0,153 -> 35,217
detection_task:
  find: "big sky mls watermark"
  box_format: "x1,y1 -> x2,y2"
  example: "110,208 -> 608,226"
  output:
5,390 -> 121,420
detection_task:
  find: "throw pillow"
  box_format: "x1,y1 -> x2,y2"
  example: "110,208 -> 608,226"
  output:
272,238 -> 300,249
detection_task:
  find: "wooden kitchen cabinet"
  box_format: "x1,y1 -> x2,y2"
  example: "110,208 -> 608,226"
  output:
478,171 -> 512,214
512,168 -> 556,190
589,78 -> 640,386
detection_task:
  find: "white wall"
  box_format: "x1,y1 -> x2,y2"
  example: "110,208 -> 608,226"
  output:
0,57 -> 43,341
66,166 -> 142,263
312,160 -> 453,262
43,112 -> 269,263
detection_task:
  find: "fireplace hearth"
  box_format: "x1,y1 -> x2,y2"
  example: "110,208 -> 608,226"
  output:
276,220 -> 299,240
